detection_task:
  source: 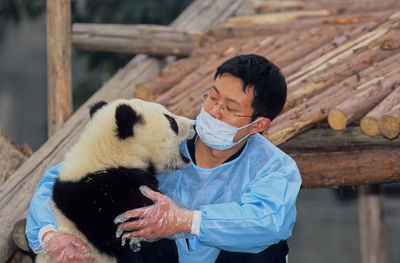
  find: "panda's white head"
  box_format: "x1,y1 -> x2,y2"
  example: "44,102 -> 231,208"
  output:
60,99 -> 195,182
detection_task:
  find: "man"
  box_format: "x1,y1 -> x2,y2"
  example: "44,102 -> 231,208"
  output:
26,54 -> 302,263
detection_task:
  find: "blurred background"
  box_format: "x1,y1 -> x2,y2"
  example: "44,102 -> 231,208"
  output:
0,1 -> 399,262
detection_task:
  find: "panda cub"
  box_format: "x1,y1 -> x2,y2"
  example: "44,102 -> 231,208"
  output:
36,99 -> 195,263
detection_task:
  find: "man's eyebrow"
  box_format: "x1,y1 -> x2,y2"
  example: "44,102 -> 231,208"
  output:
211,85 -> 219,94
212,85 -> 240,106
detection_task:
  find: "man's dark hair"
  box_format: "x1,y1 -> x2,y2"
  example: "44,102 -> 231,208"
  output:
214,54 -> 287,121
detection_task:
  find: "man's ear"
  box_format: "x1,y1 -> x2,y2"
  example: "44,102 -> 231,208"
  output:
249,117 -> 271,134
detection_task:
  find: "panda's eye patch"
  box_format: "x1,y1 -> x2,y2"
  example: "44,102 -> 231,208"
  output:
163,114 -> 179,135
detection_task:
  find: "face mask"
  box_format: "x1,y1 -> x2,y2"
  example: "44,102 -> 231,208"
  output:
195,107 -> 261,150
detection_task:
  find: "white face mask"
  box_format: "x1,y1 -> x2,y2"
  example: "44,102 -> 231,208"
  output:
195,107 -> 261,150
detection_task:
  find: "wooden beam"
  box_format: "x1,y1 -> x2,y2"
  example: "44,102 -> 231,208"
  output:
0,1 -> 245,262
46,0 -> 72,136
72,24 -> 203,56
290,147 -> 400,188
359,185 -> 387,263
279,127 -> 400,152
281,127 -> 400,188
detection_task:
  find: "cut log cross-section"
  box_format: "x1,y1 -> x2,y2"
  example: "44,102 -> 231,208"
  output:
265,51 -> 400,145
328,67 -> 400,130
378,87 -> 400,139
361,86 -> 400,137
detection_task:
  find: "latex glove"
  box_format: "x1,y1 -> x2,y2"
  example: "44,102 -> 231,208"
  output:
42,230 -> 95,263
114,186 -> 193,247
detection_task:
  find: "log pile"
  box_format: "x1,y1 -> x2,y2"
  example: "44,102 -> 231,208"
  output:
0,128 -> 31,187
135,0 -> 400,143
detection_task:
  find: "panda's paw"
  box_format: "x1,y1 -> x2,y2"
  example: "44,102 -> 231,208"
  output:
121,235 -> 142,252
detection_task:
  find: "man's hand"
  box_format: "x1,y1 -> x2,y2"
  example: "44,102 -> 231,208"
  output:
42,231 -> 94,263
114,186 -> 193,242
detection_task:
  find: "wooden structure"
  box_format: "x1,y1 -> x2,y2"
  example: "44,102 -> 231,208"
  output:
46,0 -> 73,136
0,1 -> 247,262
1,0 -> 399,262
0,128 -> 31,188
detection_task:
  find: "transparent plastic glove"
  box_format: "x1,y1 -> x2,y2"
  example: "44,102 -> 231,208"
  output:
42,230 -> 95,263
114,186 -> 193,244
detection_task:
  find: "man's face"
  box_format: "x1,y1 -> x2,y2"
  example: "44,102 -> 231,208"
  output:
204,73 -> 257,142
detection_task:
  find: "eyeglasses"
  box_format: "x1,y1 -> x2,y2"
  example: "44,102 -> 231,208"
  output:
201,88 -> 254,120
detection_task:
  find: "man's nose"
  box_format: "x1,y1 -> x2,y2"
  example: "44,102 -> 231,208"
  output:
208,103 -> 223,120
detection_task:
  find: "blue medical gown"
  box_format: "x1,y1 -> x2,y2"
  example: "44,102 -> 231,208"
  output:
157,133 -> 301,262
26,133 -> 301,263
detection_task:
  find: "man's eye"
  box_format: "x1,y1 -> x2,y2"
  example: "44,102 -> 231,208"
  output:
226,106 -> 238,113
210,96 -> 218,102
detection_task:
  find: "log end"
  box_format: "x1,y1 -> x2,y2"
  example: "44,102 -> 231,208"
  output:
360,116 -> 380,137
134,84 -> 154,102
328,108 -> 347,130
11,218 -> 30,252
378,115 -> 400,139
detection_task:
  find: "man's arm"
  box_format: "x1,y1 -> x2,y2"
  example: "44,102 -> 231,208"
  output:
26,163 -> 61,252
26,163 -> 94,262
197,156 -> 302,252
115,156 -> 301,253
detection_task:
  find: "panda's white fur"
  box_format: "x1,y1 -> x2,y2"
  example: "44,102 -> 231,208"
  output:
36,99 -> 195,263
60,99 -> 194,182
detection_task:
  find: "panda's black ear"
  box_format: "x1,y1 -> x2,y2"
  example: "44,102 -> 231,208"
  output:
89,101 -> 107,118
115,104 -> 144,140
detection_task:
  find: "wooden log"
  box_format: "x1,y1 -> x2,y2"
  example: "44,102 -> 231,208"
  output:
282,19 -> 382,77
170,0 -> 245,31
279,127 -> 400,152
327,68 -> 400,130
286,12 -> 400,86
11,219 -> 30,252
251,0 -> 307,13
208,11 -> 390,39
361,86 -> 400,136
379,103 -> 400,140
0,128 -> 32,186
285,28 -> 400,109
8,250 -> 33,263
378,115 -> 400,139
359,184 -> 387,263
134,56 -> 208,101
47,0 -> 72,136
266,51 -> 400,145
155,55 -> 229,107
263,26 -> 338,68
291,147 -> 400,188
0,1 -> 245,261
224,9 -> 335,26
72,24 -> 203,56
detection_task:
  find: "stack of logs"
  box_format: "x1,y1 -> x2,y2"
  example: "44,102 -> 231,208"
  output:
134,0 -> 400,144
0,128 -> 33,262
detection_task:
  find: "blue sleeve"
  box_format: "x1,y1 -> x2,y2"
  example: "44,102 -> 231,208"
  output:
197,156 -> 301,253
25,163 -> 62,253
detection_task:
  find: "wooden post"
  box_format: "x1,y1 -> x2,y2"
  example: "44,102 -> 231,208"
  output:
47,0 -> 72,136
359,184 -> 387,263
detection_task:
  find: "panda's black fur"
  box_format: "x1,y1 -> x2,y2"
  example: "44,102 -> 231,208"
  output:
52,167 -> 178,262
37,99 -> 196,263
